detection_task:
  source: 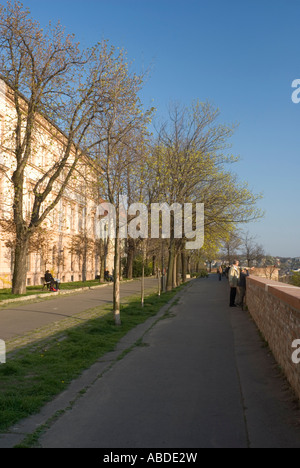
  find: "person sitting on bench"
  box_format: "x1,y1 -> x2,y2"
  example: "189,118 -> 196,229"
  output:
43,270 -> 52,290
104,269 -> 113,282
44,270 -> 60,291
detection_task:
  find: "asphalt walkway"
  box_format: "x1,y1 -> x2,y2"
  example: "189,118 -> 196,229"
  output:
1,275 -> 300,448
0,278 -> 159,351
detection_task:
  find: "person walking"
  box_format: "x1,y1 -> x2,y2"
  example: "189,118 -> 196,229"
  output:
218,266 -> 223,281
228,260 -> 240,307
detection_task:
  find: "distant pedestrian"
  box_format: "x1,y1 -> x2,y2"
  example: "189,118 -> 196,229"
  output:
218,266 -> 222,281
228,260 -> 240,307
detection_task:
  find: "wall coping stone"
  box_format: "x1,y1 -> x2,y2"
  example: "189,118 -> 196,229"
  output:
247,275 -> 300,313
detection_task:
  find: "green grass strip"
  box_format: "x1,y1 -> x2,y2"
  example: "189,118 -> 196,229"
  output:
0,285 -> 184,432
0,279 -> 106,301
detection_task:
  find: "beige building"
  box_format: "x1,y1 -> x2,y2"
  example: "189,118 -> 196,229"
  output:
0,78 -> 113,289
250,267 -> 280,282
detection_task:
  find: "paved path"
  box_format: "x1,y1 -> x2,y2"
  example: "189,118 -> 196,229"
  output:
1,275 -> 300,448
0,278 -> 159,347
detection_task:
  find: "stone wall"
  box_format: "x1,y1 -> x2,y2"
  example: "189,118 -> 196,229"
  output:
246,276 -> 300,400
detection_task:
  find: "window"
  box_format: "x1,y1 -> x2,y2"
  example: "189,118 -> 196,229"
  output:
40,144 -> 47,168
58,202 -> 64,232
26,254 -> 31,272
0,114 -> 4,165
26,194 -> 32,220
70,206 -> 75,231
52,246 -> 57,267
78,207 -> 83,232
0,114 -> 3,145
10,248 -> 14,275
71,251 -> 74,271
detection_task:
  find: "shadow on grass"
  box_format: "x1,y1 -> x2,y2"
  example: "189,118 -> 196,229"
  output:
0,285 -> 185,432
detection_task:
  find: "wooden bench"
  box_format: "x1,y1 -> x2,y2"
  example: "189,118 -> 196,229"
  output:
42,278 -> 51,291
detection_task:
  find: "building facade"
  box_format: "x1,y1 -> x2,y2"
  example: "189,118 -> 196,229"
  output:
0,78 -> 113,289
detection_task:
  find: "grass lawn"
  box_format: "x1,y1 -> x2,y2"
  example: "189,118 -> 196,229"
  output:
0,284 -> 185,434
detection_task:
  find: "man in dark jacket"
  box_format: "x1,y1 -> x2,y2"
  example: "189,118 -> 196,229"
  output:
44,270 -> 59,290
236,268 -> 249,309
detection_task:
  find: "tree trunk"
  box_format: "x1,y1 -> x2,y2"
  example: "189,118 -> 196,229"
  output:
102,238 -> 108,282
100,240 -> 105,283
81,237 -> 87,283
12,166 -> 29,295
158,267 -> 161,296
176,251 -> 182,286
187,255 -> 191,275
126,238 -> 135,279
161,239 -> 166,292
182,250 -> 187,282
172,251 -> 177,288
141,239 -> 146,306
113,235 -> 121,326
152,255 -> 156,276
166,239 -> 175,291
12,234 -> 29,295
141,260 -> 145,307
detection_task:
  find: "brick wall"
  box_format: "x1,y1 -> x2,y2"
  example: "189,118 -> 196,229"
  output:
246,276 -> 300,400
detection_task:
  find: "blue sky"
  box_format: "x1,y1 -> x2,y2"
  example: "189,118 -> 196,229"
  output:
9,0 -> 300,257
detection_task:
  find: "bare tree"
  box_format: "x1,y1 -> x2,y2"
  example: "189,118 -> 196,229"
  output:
221,230 -> 242,264
261,255 -> 278,280
90,59 -> 153,325
69,233 -> 95,282
241,231 -> 264,267
0,1 -> 137,294
147,101 -> 263,290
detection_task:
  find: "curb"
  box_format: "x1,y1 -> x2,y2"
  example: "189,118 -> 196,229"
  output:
0,277 -> 158,306
0,279 -> 139,306
0,282 -> 113,305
